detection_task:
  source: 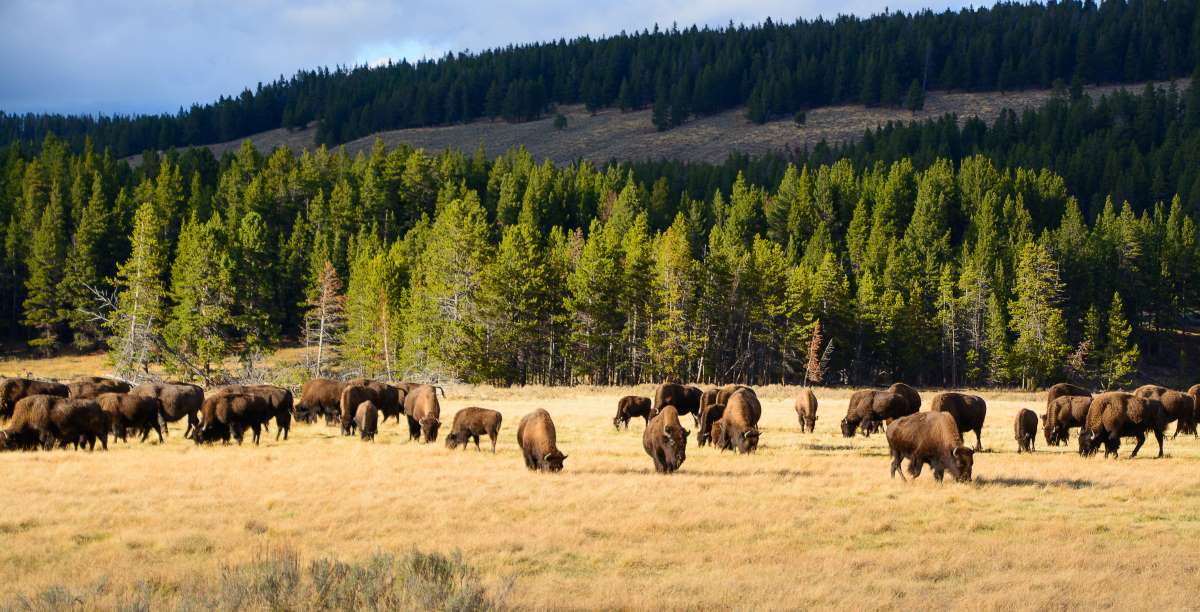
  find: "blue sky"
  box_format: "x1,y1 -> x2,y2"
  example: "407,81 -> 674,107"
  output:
0,0 -> 971,116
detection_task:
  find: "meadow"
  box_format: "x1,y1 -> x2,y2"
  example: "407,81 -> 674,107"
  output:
3,375 -> 1200,610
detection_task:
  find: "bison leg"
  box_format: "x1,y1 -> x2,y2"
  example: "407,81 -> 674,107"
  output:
490,433 -> 497,453
1130,432 -> 1146,458
890,450 -> 905,481
473,434 -> 481,451
1154,429 -> 1164,458
153,421 -> 164,444
907,458 -> 924,480
974,429 -> 983,451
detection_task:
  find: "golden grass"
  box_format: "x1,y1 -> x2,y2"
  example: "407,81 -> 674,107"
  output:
3,383 -> 1200,609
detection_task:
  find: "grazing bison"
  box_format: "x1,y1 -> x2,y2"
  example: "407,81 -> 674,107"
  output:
643,405 -> 689,473
715,384 -> 751,406
0,378 -> 68,418
339,384 -> 377,436
517,409 -> 567,472
0,394 -> 58,450
1044,395 -> 1091,446
347,378 -> 405,424
700,387 -> 719,414
67,377 -> 131,399
404,385 -> 442,443
48,399 -> 108,451
445,407 -> 503,452
211,384 -> 294,440
795,388 -> 818,433
929,392 -> 987,450
355,400 -> 379,441
1015,409 -> 1038,453
697,403 -> 726,447
613,396 -> 652,430
715,389 -> 761,453
131,382 -> 204,437
1046,382 -> 1091,404
886,412 -> 974,482
841,390 -> 912,437
1133,385 -> 1196,438
1078,392 -> 1167,459
652,383 -> 704,424
887,382 -> 922,412
297,378 -> 345,425
193,393 -> 274,446
96,393 -> 162,443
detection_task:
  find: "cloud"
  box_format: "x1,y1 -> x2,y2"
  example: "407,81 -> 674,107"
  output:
0,0 -> 970,116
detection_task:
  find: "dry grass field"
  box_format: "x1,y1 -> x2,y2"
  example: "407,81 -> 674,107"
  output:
126,80 -> 1186,167
3,378 -> 1200,610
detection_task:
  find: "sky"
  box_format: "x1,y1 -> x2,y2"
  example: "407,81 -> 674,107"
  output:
0,0 -> 971,116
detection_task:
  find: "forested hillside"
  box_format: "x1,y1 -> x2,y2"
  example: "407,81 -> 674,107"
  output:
2,0 -> 1196,156
2,82 -> 1197,388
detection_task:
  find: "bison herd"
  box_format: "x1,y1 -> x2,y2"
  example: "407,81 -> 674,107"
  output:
3,373 -> 1198,481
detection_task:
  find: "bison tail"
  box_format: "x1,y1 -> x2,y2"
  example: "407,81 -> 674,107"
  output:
435,386 -> 445,398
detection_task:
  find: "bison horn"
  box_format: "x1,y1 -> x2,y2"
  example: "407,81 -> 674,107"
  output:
544,452 -> 552,462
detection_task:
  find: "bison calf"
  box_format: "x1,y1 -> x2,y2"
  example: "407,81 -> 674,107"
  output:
1014,408 -> 1037,453
886,412 -> 974,482
643,405 -> 689,473
356,400 -> 379,441
517,409 -> 567,472
446,407 -> 503,452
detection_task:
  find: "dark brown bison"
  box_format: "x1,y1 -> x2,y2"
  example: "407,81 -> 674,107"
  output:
355,400 -> 379,441
297,378 -> 345,424
131,382 -> 204,437
517,409 -> 567,472
0,394 -> 58,450
887,382 -> 922,412
347,378 -> 405,424
404,384 -> 442,443
339,384 -> 376,436
48,399 -> 108,450
66,377 -> 131,399
795,388 -> 818,432
211,384 -> 295,440
929,392 -> 987,450
697,403 -> 726,447
445,407 -> 503,452
886,411 -> 974,482
1079,392 -> 1167,459
841,390 -> 913,437
1134,385 -> 1196,438
0,377 -> 68,418
652,383 -> 703,424
715,389 -> 761,453
643,405 -> 689,473
193,393 -> 274,446
1044,395 -> 1091,446
1015,408 -> 1038,453
1046,382 -> 1091,404
613,396 -> 652,430
699,387 -> 719,414
96,393 -> 162,443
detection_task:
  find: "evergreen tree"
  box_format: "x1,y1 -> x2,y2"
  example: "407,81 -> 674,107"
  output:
166,213 -> 233,376
905,79 -> 925,113
1099,292 -> 1139,389
23,182 -> 67,352
61,172 -> 108,349
109,200 -> 168,374
304,260 -> 345,377
1008,241 -> 1068,388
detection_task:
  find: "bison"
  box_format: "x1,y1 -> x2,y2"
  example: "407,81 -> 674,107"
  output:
613,396 -> 652,430
714,389 -> 761,453
0,394 -> 58,450
929,392 -> 987,450
643,405 -> 689,473
211,384 -> 294,440
887,382 -> 922,412
48,399 -> 108,451
446,407 -> 503,452
795,388 -> 818,433
404,384 -> 442,443
715,384 -> 751,406
130,382 -> 203,437
355,400 -> 379,441
886,411 -> 974,482
1015,408 -> 1038,453
193,393 -> 274,446
1133,385 -> 1196,438
517,409 -> 567,472
347,378 -> 405,425
697,402 -> 725,447
1044,395 -> 1091,446
1,377 -> 68,419
67,377 -> 131,399
652,383 -> 703,425
297,378 -> 345,425
841,390 -> 913,437
96,393 -> 162,443
339,384 -> 376,436
1078,391 -> 1166,459
1046,382 -> 1091,404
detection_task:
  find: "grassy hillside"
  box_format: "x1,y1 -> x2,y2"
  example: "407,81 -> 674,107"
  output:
133,81 -> 1177,165
3,385 -> 1198,608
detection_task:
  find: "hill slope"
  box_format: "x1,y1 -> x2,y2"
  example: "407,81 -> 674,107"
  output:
145,81 -> 1180,165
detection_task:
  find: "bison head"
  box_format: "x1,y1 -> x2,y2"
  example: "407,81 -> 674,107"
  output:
710,421 -> 728,451
804,415 -> 817,432
543,450 -> 567,472
951,446 -> 974,482
1077,430 -> 1100,457
737,428 -> 761,453
419,417 -> 441,443
840,416 -> 857,438
612,415 -> 625,430
444,432 -> 461,449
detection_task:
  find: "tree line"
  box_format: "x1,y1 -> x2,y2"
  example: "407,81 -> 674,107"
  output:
2,0 -> 1197,156
1,128 -> 1194,389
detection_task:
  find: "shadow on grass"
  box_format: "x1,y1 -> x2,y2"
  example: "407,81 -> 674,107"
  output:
973,476 -> 1096,489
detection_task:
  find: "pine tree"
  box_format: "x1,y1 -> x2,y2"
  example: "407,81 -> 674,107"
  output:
1008,242 -> 1068,388
1099,292 -> 1139,389
23,182 -> 67,352
166,213 -> 233,376
109,200 -> 168,374
304,260 -> 346,377
60,172 -> 108,349
566,220 -> 625,383
343,238 -> 399,377
648,213 -> 699,381
905,78 -> 925,113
